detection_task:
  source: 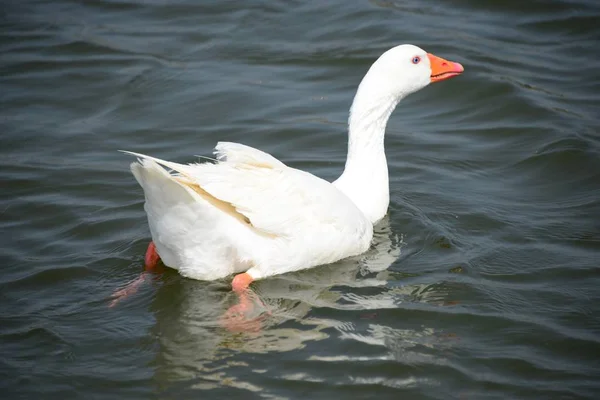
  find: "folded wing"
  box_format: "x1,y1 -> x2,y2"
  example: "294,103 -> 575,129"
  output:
125,142 -> 369,240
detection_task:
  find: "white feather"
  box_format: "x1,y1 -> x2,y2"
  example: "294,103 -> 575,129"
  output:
126,145 -> 372,280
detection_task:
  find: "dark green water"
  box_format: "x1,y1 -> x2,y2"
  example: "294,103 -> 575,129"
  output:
2,0 -> 600,398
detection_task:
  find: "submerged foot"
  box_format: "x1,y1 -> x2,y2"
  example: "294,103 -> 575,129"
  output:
221,291 -> 266,332
109,241 -> 162,308
109,273 -> 149,308
221,275 -> 271,332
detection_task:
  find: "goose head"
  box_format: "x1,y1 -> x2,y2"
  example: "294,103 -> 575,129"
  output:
352,44 -> 464,111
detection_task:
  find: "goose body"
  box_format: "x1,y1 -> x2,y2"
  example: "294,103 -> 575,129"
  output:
127,143 -> 372,281
124,44 -> 464,288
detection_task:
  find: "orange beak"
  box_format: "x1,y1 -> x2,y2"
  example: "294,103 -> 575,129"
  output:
427,53 -> 464,82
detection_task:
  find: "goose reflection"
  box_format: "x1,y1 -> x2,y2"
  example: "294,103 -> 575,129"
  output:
223,215 -> 405,329
148,216 -> 409,386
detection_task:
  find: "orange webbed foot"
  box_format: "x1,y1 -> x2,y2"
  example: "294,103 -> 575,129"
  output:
109,241 -> 162,308
109,273 -> 149,308
221,275 -> 270,332
231,272 -> 254,292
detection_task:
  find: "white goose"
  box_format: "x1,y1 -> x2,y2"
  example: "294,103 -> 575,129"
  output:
124,44 -> 463,292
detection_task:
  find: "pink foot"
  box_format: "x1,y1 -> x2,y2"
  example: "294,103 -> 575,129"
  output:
109,273 -> 149,308
144,241 -> 160,271
231,272 -> 254,292
221,291 -> 262,332
224,293 -> 253,319
109,241 -> 162,308
221,274 -> 271,332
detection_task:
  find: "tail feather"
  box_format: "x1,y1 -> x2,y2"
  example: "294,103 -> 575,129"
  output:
124,152 -> 255,280
130,159 -> 196,210
122,150 -> 196,181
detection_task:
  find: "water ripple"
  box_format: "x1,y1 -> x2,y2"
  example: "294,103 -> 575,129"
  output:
2,0 -> 600,398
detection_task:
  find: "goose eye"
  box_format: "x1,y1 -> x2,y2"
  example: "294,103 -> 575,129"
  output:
412,56 -> 421,64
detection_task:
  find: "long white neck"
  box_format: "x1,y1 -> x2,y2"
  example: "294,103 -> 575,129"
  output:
333,82 -> 402,224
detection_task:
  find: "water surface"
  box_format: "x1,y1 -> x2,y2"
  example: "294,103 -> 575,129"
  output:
2,0 -> 600,398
